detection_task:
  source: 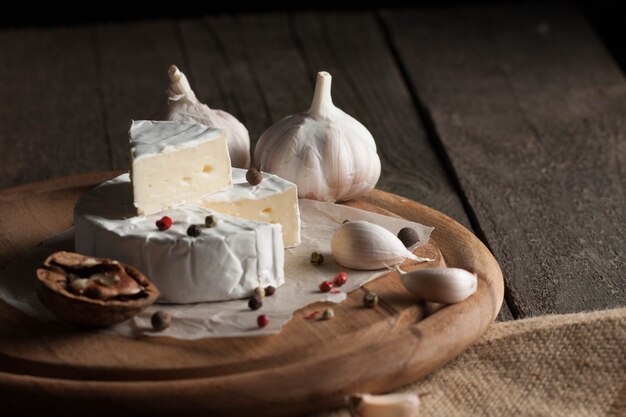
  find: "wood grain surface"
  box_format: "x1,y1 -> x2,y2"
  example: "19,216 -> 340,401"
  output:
0,172 -> 503,417
0,26 -> 110,183
95,20 -> 185,167
381,4 -> 626,318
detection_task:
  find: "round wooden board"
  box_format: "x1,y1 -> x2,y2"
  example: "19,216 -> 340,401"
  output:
0,172 -> 503,417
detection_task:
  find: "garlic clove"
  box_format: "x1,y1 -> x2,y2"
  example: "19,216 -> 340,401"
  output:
347,393 -> 420,417
396,266 -> 478,304
254,71 -> 381,202
331,221 -> 432,270
162,65 -> 251,168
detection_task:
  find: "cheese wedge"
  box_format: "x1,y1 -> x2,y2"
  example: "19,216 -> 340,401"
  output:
198,168 -> 301,247
129,120 -> 232,215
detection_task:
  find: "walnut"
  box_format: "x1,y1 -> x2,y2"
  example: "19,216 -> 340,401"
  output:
36,251 -> 159,327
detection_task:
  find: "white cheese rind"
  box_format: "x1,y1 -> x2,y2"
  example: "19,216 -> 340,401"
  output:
74,175 -> 284,304
197,168 -> 301,247
130,120 -> 232,216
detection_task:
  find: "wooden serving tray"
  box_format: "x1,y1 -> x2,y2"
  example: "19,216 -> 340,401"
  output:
0,172 -> 503,417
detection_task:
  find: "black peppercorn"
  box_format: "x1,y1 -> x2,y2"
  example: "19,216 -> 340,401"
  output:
187,224 -> 202,237
246,168 -> 263,186
248,296 -> 263,310
264,285 -> 276,296
397,227 -> 419,247
151,310 -> 171,331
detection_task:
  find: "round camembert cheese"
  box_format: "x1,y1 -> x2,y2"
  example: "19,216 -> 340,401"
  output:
74,175 -> 284,303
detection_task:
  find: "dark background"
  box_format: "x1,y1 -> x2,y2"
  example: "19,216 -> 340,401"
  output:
1,1 -> 624,73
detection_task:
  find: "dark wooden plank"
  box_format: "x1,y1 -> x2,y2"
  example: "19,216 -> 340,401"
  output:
94,19 -> 185,169
382,4 -> 626,317
178,14 -> 311,152
496,300 -> 514,322
0,26 -> 110,189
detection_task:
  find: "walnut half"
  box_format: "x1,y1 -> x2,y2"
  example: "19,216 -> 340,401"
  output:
36,251 -> 159,327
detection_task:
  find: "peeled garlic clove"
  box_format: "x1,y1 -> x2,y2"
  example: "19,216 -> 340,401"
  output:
347,393 -> 420,417
162,65 -> 251,168
254,71 -> 381,202
397,266 -> 477,304
331,221 -> 432,270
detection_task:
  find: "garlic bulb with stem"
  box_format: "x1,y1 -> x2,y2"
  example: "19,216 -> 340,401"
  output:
396,266 -> 478,304
162,65 -> 251,168
331,221 -> 433,270
347,393 -> 420,417
254,71 -> 381,202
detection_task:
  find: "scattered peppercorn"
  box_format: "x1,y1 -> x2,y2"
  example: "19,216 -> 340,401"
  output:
363,292 -> 379,308
397,227 -> 419,247
187,224 -> 202,237
321,308 -> 334,320
333,271 -> 348,287
156,216 -> 173,231
253,286 -> 266,299
246,168 -> 263,186
310,252 -> 324,265
248,296 -> 263,310
319,281 -> 334,293
257,314 -> 269,328
151,310 -> 171,331
264,285 -> 276,296
204,215 -> 217,228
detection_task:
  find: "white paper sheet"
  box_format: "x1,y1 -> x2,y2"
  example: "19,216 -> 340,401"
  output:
0,199 -> 433,339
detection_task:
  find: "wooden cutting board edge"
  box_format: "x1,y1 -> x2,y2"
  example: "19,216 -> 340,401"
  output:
0,171 -> 504,417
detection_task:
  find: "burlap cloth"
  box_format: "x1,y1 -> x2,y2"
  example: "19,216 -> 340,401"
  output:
315,307 -> 626,417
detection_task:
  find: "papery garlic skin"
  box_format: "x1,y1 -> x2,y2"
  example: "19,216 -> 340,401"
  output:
347,393 -> 420,417
254,71 -> 381,202
163,65 -> 251,168
331,221 -> 432,270
397,267 -> 477,304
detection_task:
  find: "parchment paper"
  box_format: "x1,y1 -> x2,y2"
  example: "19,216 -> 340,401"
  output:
0,200 -> 433,339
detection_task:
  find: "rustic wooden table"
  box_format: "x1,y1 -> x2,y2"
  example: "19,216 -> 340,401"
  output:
0,3 -> 624,323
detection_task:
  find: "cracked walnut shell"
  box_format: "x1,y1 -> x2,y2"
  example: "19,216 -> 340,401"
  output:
36,251 -> 159,327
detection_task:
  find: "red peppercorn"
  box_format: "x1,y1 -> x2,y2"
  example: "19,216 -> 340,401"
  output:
257,314 -> 269,328
319,280 -> 334,293
333,271 -> 348,287
156,216 -> 173,231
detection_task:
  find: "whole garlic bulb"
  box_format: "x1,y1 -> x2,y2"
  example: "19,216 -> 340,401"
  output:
162,65 -> 251,168
331,221 -> 432,270
396,266 -> 477,304
254,71 -> 381,202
